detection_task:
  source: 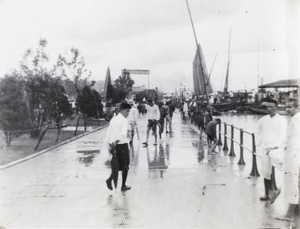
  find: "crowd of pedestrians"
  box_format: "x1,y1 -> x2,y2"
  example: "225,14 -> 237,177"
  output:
104,96 -> 300,222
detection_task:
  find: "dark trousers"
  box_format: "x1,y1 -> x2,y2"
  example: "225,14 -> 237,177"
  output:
107,143 -> 130,187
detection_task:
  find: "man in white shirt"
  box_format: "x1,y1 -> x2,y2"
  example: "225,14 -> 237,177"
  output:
105,102 -> 132,191
273,98 -> 300,219
142,99 -> 160,146
127,101 -> 139,145
183,101 -> 189,120
256,99 -> 287,201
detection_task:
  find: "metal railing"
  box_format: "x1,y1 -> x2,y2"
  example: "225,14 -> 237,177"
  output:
217,122 -> 260,177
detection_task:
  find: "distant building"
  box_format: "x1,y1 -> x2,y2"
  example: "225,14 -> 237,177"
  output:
132,85 -> 147,92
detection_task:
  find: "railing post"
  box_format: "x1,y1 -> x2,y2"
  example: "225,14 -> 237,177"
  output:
238,129 -> 245,165
229,125 -> 235,157
217,122 -> 222,146
250,133 -> 260,176
223,123 -> 228,151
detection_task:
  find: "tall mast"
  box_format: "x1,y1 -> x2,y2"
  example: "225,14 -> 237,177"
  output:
186,0 -> 209,104
257,39 -> 260,88
223,27 -> 232,94
206,52 -> 218,87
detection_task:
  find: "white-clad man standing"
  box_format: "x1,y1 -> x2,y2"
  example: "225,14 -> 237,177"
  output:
273,98 -> 300,219
256,99 -> 288,201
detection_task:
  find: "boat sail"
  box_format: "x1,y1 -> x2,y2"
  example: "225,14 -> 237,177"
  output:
186,0 -> 209,104
223,27 -> 231,94
193,44 -> 213,96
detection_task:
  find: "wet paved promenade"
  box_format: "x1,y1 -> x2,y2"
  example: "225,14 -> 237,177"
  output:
0,112 -> 297,228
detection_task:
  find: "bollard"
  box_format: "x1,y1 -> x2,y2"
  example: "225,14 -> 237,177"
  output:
217,123 -> 222,146
271,166 -> 278,191
223,123 -> 229,151
229,125 -> 236,157
250,133 -> 260,176
238,129 -> 245,165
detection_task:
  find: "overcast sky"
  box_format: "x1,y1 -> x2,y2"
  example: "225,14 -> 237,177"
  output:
0,0 -> 299,93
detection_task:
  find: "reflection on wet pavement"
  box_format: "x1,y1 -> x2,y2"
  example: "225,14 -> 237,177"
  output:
77,150 -> 100,167
106,193 -> 131,228
147,144 -> 168,179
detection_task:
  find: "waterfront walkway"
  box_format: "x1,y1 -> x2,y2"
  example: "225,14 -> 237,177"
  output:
0,112 -> 297,228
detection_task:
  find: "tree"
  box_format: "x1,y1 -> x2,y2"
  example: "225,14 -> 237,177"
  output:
54,48 -> 91,95
46,77 -> 74,142
113,70 -> 134,103
24,73 -> 74,137
104,67 -> 112,100
0,74 -> 31,146
135,89 -> 158,102
18,39 -> 74,138
76,85 -> 102,131
106,83 -> 115,104
19,39 -> 51,137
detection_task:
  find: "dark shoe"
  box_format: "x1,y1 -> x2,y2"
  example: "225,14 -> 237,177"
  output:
154,142 -> 158,145
121,186 -> 131,191
166,131 -> 169,133
260,195 -> 269,201
106,179 -> 113,191
269,188 -> 281,204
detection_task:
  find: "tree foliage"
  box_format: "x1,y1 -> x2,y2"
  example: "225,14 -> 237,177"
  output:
18,39 -> 74,137
24,73 -> 74,136
0,39 -> 93,145
112,70 -> 134,103
0,73 -> 31,146
53,48 -> 91,95
106,83 -> 115,104
135,89 -> 158,102
76,85 -> 103,130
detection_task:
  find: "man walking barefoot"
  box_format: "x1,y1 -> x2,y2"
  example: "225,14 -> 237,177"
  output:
143,99 -> 160,146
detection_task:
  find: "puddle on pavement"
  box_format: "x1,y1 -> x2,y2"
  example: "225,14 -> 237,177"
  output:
77,149 -> 100,166
147,144 -> 169,179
